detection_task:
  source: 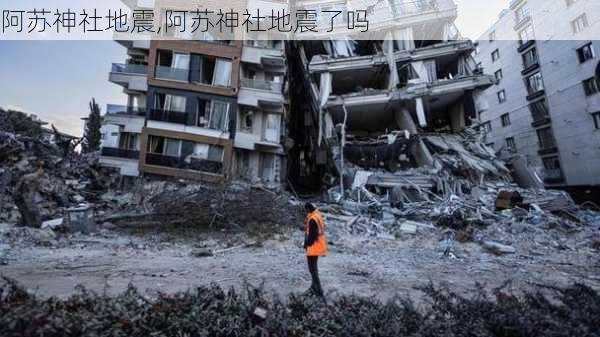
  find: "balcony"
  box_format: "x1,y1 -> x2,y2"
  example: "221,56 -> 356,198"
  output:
101,147 -> 140,159
145,153 -> 223,174
111,63 -> 147,75
531,115 -> 551,127
241,78 -> 282,92
106,104 -> 146,116
526,89 -> 545,101
148,108 -> 189,125
544,168 -> 565,184
538,140 -> 558,155
154,66 -> 190,82
517,39 -> 535,53
109,63 -> 148,91
242,44 -> 285,68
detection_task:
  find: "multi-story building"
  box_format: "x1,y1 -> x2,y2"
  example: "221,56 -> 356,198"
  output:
473,0 -> 600,197
100,0 -> 289,187
287,0 -> 495,190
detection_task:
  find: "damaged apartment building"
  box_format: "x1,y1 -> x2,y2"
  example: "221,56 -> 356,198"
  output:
100,0 -> 288,187
287,0 -> 496,192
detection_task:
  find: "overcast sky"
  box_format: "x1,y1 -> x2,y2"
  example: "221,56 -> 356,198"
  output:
0,0 -> 509,137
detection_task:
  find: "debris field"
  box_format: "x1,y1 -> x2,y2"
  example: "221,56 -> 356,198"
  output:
1,107 -> 600,335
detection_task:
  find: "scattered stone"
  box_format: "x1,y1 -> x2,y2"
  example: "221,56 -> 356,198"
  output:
41,217 -> 64,230
191,248 -> 214,258
399,222 -> 417,235
482,241 -> 516,255
101,222 -> 117,230
253,307 -> 268,320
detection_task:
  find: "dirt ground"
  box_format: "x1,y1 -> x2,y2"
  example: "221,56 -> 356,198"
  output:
2,221 -> 599,301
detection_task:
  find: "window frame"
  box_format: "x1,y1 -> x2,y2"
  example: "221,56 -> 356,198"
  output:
501,113 -> 511,127
491,49 -> 500,62
576,42 -> 595,63
592,111 -> 600,130
583,77 -> 600,96
497,90 -> 507,103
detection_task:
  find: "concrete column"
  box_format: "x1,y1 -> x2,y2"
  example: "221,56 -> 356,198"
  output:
394,107 -> 418,135
449,102 -> 466,132
411,138 -> 434,167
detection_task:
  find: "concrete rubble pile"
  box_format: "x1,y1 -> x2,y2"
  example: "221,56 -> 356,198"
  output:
100,180 -> 305,231
0,109 -> 121,227
319,128 -> 600,254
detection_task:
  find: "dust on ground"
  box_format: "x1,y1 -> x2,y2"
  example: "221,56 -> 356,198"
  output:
2,218 -> 598,300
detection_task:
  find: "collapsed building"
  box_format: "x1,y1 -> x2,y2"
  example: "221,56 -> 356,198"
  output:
287,0 -> 500,197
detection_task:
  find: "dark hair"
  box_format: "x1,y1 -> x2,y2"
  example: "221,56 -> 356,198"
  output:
305,202 -> 316,212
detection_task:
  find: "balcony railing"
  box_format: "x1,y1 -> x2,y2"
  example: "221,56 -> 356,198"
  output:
148,108 -> 188,125
106,104 -> 146,116
240,78 -> 282,92
101,147 -> 140,159
146,153 -> 223,174
543,168 -> 565,184
155,65 -> 189,82
111,63 -> 148,75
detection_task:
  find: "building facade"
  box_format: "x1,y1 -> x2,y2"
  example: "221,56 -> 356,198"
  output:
287,0 -> 495,190
473,0 -> 600,194
100,0 -> 289,188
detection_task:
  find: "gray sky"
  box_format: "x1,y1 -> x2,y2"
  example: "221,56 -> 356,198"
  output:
0,0 -> 509,137
454,0 -> 508,40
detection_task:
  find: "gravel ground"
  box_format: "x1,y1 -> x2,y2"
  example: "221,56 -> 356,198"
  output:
1,221 -> 599,300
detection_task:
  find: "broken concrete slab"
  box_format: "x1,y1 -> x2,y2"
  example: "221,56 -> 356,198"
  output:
482,241 -> 516,255
41,218 -> 64,230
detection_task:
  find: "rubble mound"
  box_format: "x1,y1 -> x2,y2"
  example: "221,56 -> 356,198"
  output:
1,278 -> 599,337
0,108 -> 119,225
145,181 -> 305,230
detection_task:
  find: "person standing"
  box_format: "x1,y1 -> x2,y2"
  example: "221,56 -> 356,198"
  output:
303,202 -> 327,297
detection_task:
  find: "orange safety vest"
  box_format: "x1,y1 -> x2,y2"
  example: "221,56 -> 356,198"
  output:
304,209 -> 327,257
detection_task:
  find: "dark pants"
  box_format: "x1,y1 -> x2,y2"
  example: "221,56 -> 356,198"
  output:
307,256 -> 323,296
